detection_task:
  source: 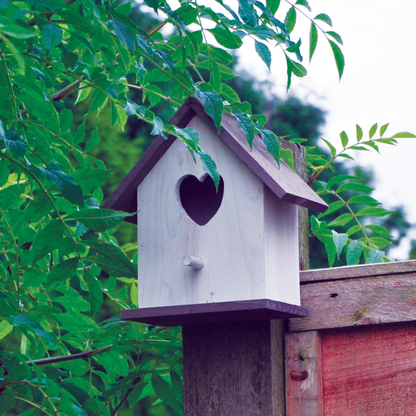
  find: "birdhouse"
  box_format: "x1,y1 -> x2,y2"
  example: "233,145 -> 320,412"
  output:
104,97 -> 327,326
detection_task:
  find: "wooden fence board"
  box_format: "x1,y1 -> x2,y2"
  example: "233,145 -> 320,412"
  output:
322,322 -> 416,416
289,273 -> 416,332
300,260 -> 416,283
285,331 -> 323,415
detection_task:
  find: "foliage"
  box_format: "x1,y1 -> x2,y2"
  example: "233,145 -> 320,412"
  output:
0,0 -> 413,414
305,123 -> 416,266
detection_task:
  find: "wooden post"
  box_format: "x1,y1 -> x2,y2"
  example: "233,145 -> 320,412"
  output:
280,140 -> 309,271
183,320 -> 285,415
182,141 -> 308,415
285,331 -> 323,415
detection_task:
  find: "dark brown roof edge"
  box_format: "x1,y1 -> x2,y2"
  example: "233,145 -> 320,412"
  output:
120,299 -> 308,326
103,97 -> 327,223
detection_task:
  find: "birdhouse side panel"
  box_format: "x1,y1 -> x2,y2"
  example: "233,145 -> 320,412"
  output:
264,186 -> 300,306
137,114 -> 267,309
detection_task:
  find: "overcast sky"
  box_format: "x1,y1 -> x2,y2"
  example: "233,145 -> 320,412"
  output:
237,0 -> 416,259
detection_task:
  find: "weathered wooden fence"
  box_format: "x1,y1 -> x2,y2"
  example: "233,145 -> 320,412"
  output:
286,260 -> 416,416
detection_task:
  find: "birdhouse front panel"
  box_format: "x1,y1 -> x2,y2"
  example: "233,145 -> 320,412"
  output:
137,114 -> 300,309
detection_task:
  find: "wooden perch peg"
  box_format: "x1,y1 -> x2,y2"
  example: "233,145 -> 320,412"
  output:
183,255 -> 204,270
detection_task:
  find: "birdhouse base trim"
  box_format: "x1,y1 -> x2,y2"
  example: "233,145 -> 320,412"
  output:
120,299 -> 308,327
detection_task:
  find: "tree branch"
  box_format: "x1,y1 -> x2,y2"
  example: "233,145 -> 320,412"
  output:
27,344 -> 112,366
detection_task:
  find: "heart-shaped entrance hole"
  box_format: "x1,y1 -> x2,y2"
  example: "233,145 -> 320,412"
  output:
179,174 -> 224,226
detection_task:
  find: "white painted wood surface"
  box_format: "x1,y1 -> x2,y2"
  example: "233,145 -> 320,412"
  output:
137,114 -> 300,308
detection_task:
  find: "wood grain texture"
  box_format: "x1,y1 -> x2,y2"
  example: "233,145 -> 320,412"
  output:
280,140 -> 309,271
289,273 -> 416,332
120,299 -> 308,327
322,322 -> 416,416
300,259 -> 416,283
138,114 -> 301,308
285,331 -> 323,416
183,320 -> 286,416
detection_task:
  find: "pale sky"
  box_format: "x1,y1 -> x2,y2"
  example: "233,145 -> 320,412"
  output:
237,0 -> 416,260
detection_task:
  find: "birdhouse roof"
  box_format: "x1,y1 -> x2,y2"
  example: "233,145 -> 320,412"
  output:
103,97 -> 327,221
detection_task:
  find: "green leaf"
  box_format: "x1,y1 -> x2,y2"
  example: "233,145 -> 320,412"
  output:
327,174 -> 359,190
369,123 -> 378,138
256,124 -> 280,165
347,240 -> 363,265
295,0 -> 311,12
2,135 -> 27,158
47,258 -> 79,284
10,314 -> 57,346
0,19 -> 36,39
151,115 -> 167,138
332,230 -> 348,259
238,0 -> 257,27
221,84 -> 240,103
346,224 -> 362,237
284,7 -> 296,34
266,0 -> 280,15
85,129 -> 100,153
0,320 -> 13,340
326,31 -> 343,45
0,160 -> 9,187
75,83 -> 92,106
366,249 -> 385,264
112,19 -> 135,53
26,0 -> 64,11
339,130 -> 348,148
356,207 -> 393,218
152,373 -> 182,413
86,241 -> 137,278
281,148 -> 295,171
30,220 -> 66,264
255,40 -> 271,70
328,213 -> 353,227
198,151 -> 220,189
61,45 -> 78,69
309,22 -> 318,62
364,225 -> 393,239
329,40 -> 344,79
347,195 -> 379,206
97,351 -> 128,379
314,13 -> 332,26
356,124 -> 363,142
174,126 -> 199,152
391,131 -> 416,138
71,168 -> 109,195
209,58 -> 222,94
84,269 -> 103,316
208,27 -> 243,49
369,236 -> 392,249
317,139 -> 334,159
195,89 -> 223,132
231,109 -> 255,148
23,268 -> 47,288
200,44 -> 233,65
318,201 -> 344,218
336,182 -> 373,194
35,162 -> 84,205
317,235 -> 336,267
65,209 -> 135,232
40,23 -> 62,51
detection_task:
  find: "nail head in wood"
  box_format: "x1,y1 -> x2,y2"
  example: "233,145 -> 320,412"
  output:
183,254 -> 204,270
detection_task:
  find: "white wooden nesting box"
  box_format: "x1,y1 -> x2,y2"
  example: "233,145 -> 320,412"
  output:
104,97 -> 327,326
